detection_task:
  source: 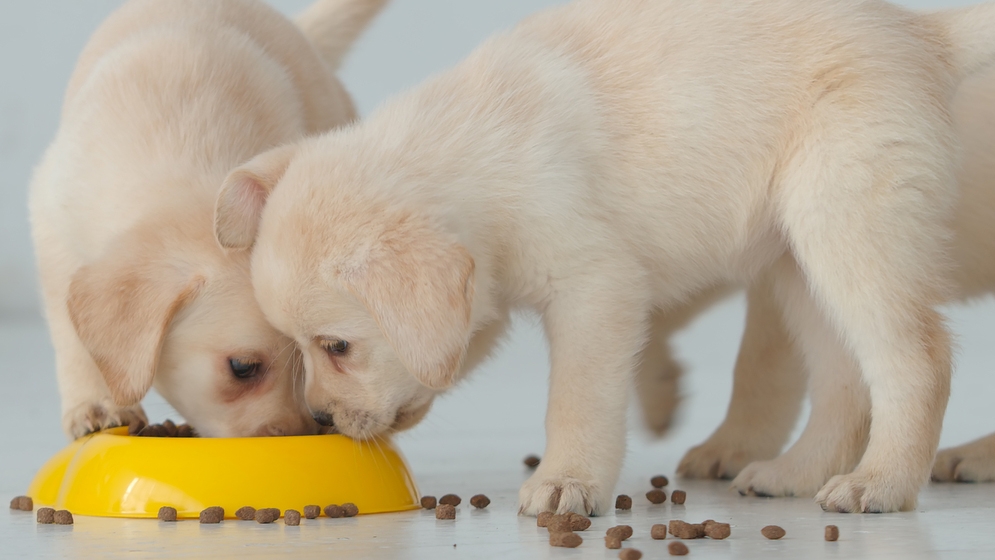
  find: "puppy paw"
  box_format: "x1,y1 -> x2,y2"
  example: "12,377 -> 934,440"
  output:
63,401 -> 148,440
730,457 -> 828,498
815,471 -> 917,513
678,437 -> 768,480
932,441 -> 995,483
518,471 -> 610,516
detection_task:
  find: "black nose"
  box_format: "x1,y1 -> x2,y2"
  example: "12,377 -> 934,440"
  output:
313,412 -> 335,427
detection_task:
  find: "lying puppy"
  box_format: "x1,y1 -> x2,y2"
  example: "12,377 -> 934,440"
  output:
216,0 -> 995,513
666,62 -> 995,491
29,0 -> 386,439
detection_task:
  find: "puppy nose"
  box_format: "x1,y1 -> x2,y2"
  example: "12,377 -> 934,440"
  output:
313,411 -> 335,427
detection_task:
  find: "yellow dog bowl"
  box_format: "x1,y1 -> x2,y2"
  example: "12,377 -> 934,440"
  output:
27,427 -> 419,519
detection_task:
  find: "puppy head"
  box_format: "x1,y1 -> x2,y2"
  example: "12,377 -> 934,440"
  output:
215,144 -> 475,439
68,217 -> 317,437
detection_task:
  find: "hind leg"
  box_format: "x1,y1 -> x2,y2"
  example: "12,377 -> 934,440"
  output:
932,433 -> 995,482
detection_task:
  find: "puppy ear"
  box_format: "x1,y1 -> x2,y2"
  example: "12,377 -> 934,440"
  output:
214,144 -> 296,249
335,220 -> 475,390
67,249 -> 203,406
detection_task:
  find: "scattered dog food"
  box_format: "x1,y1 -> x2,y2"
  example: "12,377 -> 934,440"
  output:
53,510 -> 73,525
303,505 -> 321,519
618,548 -> 642,560
439,494 -> 461,507
651,524 -> 668,540
762,525 -> 786,540
470,494 -> 490,509
235,506 -> 256,521
668,541 -> 689,556
436,504 -> 456,520
825,525 -> 839,542
36,508 -> 55,524
568,513 -> 591,531
605,535 -> 622,549
703,521 -> 730,540
324,505 -> 345,518
669,520 -> 704,539
524,455 -> 541,468
651,475 -> 669,488
547,515 -> 572,534
157,506 -> 177,522
646,489 -> 667,504
199,506 -> 224,524
255,508 -> 280,524
615,495 -> 632,510
421,496 -> 437,510
10,496 -> 32,511
537,511 -> 554,527
549,532 -> 583,548
285,509 -> 301,526
671,490 -> 686,505
607,525 -> 633,540
342,503 -> 359,517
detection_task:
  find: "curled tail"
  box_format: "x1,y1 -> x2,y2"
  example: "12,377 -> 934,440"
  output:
927,2 -> 995,79
296,0 -> 389,71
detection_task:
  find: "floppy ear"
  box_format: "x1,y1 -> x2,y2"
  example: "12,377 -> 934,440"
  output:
67,249 -> 203,406
214,144 -> 296,249
335,221 -> 475,390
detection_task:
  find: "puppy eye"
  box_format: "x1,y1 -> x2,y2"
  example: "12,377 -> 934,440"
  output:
322,339 -> 350,355
228,358 -> 261,379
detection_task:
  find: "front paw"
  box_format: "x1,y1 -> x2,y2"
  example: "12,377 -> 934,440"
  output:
731,457 -> 828,498
518,469 -> 611,517
679,437 -> 768,480
63,401 -> 148,439
815,470 -> 918,513
932,442 -> 995,483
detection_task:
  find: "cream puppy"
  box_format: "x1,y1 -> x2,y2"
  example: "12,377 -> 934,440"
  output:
216,0 -> 995,514
29,0 -> 386,439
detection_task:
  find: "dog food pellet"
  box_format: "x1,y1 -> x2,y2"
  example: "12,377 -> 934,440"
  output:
342,503 -> 359,517
436,504 -> 456,520
568,512 -> 591,531
615,495 -> 632,510
53,510 -> 73,525
651,524 -> 668,539
235,506 -> 256,520
547,515 -> 572,534
668,541 -> 689,556
651,475 -> 669,488
618,548 -> 642,560
255,508 -> 280,524
469,494 -> 490,509
10,496 -> 33,511
549,532 -> 582,548
176,424 -> 195,437
537,511 -> 554,527
607,525 -> 633,540
421,496 -> 437,509
825,525 -> 839,542
199,506 -> 224,524
439,494 -> 461,507
157,506 -> 177,522
324,505 -> 344,518
762,525 -> 786,540
36,508 -> 55,524
669,520 -> 703,539
606,535 -> 622,549
524,455 -> 541,468
671,490 -> 686,505
704,522 -> 730,540
646,489 -> 667,504
303,505 -> 321,519
285,509 -> 301,526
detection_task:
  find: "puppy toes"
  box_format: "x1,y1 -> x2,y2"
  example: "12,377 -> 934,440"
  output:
678,439 -> 760,480
63,401 -> 148,440
518,471 -> 610,517
932,446 -> 995,483
815,471 -> 917,513
730,458 -> 827,498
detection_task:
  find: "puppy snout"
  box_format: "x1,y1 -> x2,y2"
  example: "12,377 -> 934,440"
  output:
313,411 -> 335,427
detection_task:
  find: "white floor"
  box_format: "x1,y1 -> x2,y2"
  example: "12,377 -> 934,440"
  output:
3,294 -> 995,559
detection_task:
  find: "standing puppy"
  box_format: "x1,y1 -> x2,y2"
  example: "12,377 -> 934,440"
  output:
30,0 -> 386,439
216,0 -> 995,514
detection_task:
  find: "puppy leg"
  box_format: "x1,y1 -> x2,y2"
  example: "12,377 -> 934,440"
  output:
680,279 -> 807,480
518,276 -> 650,516
933,433 -> 995,482
731,260 -> 870,496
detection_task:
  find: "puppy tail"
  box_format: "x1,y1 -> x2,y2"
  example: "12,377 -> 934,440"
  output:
296,0 -> 389,71
928,3 -> 995,80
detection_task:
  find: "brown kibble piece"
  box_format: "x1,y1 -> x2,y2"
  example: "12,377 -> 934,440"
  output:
342,503 -> 359,517
199,506 -> 224,524
825,525 -> 839,542
469,494 -> 490,509
669,520 -> 704,539
285,509 -> 301,526
547,515 -> 572,534
36,508 -> 55,524
157,506 -> 177,522
435,504 -> 456,520
615,495 -> 632,510
324,505 -> 344,518
646,489 -> 667,504
549,532 -> 582,548
235,506 -> 256,520
162,419 -> 178,436
762,525 -> 786,540
537,511 -> 554,527
10,495 -> 32,511
176,424 -> 195,437
671,490 -> 686,505
439,494 -> 461,507
53,510 -> 73,525
618,548 -> 642,560
668,541 -> 689,556
524,455 -> 541,468
607,525 -> 633,540
255,508 -> 280,524
421,496 -> 437,509
651,524 -> 668,540
303,505 -> 321,519
651,475 -> 669,488
605,535 -> 622,549
704,522 -> 730,540
567,512 -> 591,531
